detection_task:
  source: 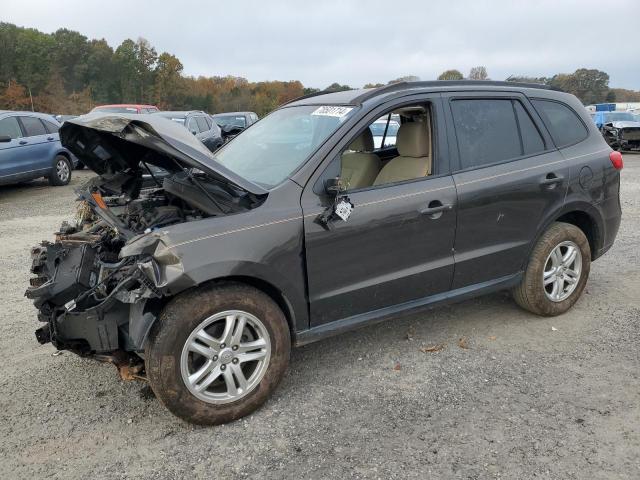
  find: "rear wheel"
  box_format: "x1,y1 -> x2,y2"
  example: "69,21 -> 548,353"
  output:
513,222 -> 591,316
48,155 -> 72,186
146,283 -> 291,425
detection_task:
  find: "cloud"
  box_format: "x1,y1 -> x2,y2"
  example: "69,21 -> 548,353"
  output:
3,0 -> 638,89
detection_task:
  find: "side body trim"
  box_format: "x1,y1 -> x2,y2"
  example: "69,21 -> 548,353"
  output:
295,272 -> 522,345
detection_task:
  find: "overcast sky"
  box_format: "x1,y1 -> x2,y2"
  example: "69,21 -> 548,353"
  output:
3,0 -> 638,90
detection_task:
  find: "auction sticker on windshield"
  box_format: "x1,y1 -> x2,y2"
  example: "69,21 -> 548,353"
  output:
312,106 -> 353,118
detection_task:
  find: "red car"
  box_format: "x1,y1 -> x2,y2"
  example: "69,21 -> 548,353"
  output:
90,104 -> 159,114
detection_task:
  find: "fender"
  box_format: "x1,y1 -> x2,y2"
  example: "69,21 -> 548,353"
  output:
168,259 -> 308,332
128,259 -> 307,351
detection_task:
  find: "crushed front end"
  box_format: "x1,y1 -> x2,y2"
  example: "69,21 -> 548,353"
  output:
24,113 -> 266,375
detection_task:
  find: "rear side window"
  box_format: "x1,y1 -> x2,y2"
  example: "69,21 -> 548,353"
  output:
452,99 -> 546,169
0,117 -> 23,139
42,120 -> 60,134
196,116 -> 209,132
20,116 -> 48,137
531,99 -> 588,148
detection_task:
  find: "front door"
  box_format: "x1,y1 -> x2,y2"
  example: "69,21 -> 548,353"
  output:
301,95 -> 457,326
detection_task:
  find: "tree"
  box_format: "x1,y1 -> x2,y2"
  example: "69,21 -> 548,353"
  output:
134,38 -> 157,103
468,66 -> 488,80
0,80 -> 31,110
388,75 -> 420,84
610,88 -> 640,102
437,69 -> 464,80
363,83 -> 384,88
548,69 -> 611,104
154,52 -> 184,109
324,82 -> 352,92
85,39 -> 115,104
34,70 -> 69,113
114,39 -> 138,102
52,28 -> 89,92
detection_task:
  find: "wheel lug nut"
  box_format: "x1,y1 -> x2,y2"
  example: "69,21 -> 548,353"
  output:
220,364 -> 226,371
220,343 -> 226,349
232,358 -> 239,364
213,355 -> 218,361
232,345 -> 238,351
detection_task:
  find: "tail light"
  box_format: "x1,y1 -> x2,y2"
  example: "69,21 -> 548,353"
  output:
609,151 -> 623,170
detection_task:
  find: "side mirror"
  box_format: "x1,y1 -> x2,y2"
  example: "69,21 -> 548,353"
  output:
0,135 -> 12,143
324,177 -> 347,196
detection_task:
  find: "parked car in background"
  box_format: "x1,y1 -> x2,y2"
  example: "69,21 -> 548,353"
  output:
53,114 -> 78,124
90,104 -> 159,114
0,111 -> 75,186
369,115 -> 400,148
153,110 -> 224,152
211,111 -> 259,130
211,112 -> 259,141
27,81 -> 621,425
592,111 -> 640,151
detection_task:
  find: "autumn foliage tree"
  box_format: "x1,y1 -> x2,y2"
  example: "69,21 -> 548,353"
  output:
1,22 -> 638,115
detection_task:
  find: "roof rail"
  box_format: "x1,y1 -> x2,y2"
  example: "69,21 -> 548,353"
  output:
281,88 -> 355,107
352,80 -> 559,104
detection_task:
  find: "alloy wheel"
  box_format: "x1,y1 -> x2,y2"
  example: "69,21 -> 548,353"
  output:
542,240 -> 582,302
180,310 -> 271,404
56,159 -> 70,182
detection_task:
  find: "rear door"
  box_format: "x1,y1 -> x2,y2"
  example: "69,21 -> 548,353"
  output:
443,91 -> 569,288
0,115 -> 31,183
17,115 -> 53,173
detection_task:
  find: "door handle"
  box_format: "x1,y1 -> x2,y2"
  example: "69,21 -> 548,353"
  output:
419,201 -> 453,218
47,136 -> 55,141
540,173 -> 564,188
19,140 -> 28,145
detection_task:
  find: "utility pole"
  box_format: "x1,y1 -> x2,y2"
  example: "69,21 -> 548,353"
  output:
28,86 -> 34,112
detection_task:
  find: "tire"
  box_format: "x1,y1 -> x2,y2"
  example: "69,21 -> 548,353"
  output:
48,155 -> 72,186
146,282 -> 291,425
513,222 -> 591,316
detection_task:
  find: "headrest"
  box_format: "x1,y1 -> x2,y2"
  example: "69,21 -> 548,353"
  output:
396,121 -> 430,158
348,128 -> 374,152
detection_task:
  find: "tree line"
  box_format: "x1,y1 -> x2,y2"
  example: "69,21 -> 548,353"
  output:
1,22 -> 638,116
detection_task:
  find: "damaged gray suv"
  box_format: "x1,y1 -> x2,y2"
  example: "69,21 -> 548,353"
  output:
26,81 -> 622,425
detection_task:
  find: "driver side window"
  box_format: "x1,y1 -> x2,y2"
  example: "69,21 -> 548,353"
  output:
339,103 -> 433,191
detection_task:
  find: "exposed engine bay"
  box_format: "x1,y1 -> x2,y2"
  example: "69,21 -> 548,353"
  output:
24,113 -> 267,368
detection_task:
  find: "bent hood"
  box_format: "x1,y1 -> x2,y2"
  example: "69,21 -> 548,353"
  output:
60,113 -> 267,195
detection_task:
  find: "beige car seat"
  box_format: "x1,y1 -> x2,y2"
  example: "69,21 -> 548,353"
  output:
373,120 -> 431,186
340,129 -> 381,190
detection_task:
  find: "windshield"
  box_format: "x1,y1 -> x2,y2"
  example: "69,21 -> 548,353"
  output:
214,105 -> 355,188
604,112 -> 636,122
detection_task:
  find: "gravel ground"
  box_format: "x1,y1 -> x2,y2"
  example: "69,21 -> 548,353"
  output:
0,159 -> 638,480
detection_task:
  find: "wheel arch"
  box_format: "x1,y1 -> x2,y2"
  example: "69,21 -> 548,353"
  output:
138,275 -> 299,349
526,202 -> 604,268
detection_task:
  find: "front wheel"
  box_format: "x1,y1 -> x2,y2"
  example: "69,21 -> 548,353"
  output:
146,283 -> 291,425
49,155 -> 72,186
513,222 -> 591,316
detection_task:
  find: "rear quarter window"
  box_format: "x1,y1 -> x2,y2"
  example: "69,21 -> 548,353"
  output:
531,99 -> 588,148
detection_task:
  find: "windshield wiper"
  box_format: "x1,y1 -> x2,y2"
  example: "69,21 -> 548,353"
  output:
166,157 -> 230,214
